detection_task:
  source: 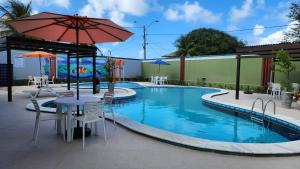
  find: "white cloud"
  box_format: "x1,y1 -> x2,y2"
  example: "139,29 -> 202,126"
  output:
20,0 -> 70,8
79,0 -> 149,27
31,10 -> 39,15
138,50 -> 144,59
229,0 -> 253,22
253,24 -> 264,36
164,1 -> 221,23
257,21 -> 298,45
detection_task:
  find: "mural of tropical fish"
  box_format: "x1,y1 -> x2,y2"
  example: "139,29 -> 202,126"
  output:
71,66 -> 88,74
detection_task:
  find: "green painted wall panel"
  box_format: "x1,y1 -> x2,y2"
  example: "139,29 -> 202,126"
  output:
142,58 -> 263,86
274,62 -> 300,84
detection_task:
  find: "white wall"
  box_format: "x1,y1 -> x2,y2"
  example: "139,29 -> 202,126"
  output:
0,50 -> 46,80
123,59 -> 141,78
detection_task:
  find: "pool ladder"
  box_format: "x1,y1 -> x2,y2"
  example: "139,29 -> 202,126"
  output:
250,98 -> 276,128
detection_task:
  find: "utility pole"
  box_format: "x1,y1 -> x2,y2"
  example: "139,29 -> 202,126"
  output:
137,20 -> 158,60
143,25 -> 146,60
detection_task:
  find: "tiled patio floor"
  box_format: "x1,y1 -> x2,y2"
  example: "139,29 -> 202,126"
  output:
1,85 -> 300,169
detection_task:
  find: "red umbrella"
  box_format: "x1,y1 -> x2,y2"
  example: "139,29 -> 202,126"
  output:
8,12 -> 133,99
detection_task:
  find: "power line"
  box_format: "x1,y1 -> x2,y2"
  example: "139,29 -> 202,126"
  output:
147,23 -> 298,36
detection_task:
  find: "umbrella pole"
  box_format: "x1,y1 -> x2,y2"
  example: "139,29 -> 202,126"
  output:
39,56 -> 42,77
76,17 -> 80,127
159,65 -> 160,75
39,56 -> 43,88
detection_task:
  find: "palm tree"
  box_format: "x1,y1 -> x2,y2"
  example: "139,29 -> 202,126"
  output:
175,36 -> 195,85
0,0 -> 32,37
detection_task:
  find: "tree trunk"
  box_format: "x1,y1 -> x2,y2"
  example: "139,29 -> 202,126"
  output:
180,55 -> 185,85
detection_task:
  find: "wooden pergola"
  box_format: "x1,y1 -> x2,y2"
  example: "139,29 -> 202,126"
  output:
235,43 -> 300,100
0,36 -> 97,102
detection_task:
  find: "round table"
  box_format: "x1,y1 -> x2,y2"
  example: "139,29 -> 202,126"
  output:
54,96 -> 99,142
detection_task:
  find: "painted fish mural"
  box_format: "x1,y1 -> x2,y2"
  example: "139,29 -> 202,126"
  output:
44,56 -> 106,78
71,66 -> 88,74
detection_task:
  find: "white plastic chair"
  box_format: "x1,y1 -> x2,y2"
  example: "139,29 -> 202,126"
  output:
33,76 -> 41,87
291,83 -> 299,93
42,75 -> 49,86
103,92 -> 115,125
31,98 -> 65,145
48,76 -> 55,85
266,82 -> 272,95
150,76 -> 154,83
154,76 -> 159,85
159,76 -> 164,85
72,102 -> 106,149
271,83 -> 281,98
163,76 -> 168,84
28,75 -> 34,86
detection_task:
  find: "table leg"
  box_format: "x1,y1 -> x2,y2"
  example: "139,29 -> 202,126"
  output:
56,104 -> 62,134
67,105 -> 73,142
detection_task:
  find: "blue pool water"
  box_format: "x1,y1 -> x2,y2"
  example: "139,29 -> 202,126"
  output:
72,82 -> 143,89
113,87 -> 291,143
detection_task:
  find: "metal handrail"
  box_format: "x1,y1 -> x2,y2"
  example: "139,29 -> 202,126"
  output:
251,98 -> 264,113
263,100 -> 276,115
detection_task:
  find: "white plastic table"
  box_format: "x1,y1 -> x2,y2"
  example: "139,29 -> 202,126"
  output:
54,96 -> 99,142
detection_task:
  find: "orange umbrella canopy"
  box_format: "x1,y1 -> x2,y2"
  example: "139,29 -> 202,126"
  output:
8,12 -> 133,44
22,51 -> 56,58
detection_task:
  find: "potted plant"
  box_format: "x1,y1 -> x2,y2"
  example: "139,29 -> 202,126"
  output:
104,56 -> 115,93
93,77 -> 100,93
244,85 -> 253,94
275,49 -> 296,108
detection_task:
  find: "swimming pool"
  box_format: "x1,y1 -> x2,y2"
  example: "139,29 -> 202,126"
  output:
113,87 -> 300,143
71,82 -> 143,89
39,86 -> 300,144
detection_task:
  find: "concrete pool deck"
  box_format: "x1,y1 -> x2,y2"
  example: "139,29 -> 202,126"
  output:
1,84 -> 300,169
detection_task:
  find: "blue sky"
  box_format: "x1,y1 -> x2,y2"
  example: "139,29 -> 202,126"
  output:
1,0 -> 298,59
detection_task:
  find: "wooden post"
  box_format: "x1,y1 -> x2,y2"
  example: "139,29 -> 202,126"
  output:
271,57 -> 275,83
235,55 -> 241,100
92,52 -> 96,94
67,53 -> 70,90
7,44 -> 12,102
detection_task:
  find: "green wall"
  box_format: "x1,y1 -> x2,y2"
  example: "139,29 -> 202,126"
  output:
142,58 -> 263,86
275,62 -> 300,84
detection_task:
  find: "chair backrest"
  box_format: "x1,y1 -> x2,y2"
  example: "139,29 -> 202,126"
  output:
272,83 -> 281,90
56,91 -> 74,98
33,76 -> 41,82
292,83 -> 299,89
83,102 -> 102,117
28,75 -> 33,80
52,76 -> 55,81
31,98 -> 41,115
104,92 -> 114,105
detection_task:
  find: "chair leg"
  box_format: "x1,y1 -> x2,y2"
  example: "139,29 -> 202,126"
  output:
95,122 -> 98,136
82,122 -> 85,149
102,116 -> 106,142
61,118 -> 66,142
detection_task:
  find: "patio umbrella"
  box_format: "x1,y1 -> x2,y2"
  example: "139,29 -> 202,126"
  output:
8,12 -> 133,100
150,59 -> 170,74
22,51 -> 56,77
8,12 -> 132,137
